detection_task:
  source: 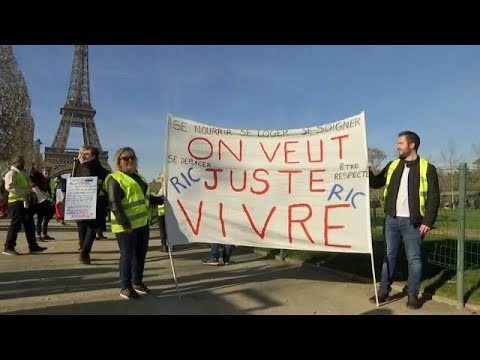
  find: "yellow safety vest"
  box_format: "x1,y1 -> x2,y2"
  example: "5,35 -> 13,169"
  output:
8,169 -> 31,204
109,171 -> 150,233
158,204 -> 165,216
384,158 -> 429,217
49,178 -> 56,198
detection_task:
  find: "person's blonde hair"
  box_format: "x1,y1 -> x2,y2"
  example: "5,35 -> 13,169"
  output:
113,147 -> 137,171
158,172 -> 165,188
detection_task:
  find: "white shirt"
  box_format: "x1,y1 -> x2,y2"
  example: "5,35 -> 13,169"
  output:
396,165 -> 410,217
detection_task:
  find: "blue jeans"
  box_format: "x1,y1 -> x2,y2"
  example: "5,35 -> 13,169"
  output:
210,243 -> 234,260
380,215 -> 423,296
115,225 -> 150,289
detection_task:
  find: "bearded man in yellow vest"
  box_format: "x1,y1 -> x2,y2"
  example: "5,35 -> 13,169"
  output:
107,147 -> 164,299
2,156 -> 47,255
369,131 -> 440,310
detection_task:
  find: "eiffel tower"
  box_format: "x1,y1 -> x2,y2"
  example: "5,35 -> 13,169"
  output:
44,45 -> 110,178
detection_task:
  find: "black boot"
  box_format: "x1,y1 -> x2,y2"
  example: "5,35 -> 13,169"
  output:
406,293 -> 422,310
160,240 -> 168,252
369,292 -> 389,304
79,253 -> 91,265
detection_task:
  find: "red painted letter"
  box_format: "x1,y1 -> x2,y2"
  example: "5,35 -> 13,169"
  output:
230,170 -> 247,192
260,142 -> 281,163
251,169 -> 270,195
242,204 -> 276,240
330,134 -> 349,160
204,168 -> 223,190
278,170 -> 303,194
284,141 -> 300,164
324,204 -> 351,248
219,139 -> 243,162
177,200 -> 203,236
307,139 -> 324,163
219,202 -> 226,238
310,169 -> 326,193
188,137 -> 214,160
288,204 -> 314,244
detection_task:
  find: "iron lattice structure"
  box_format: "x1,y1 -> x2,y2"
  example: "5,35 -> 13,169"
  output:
43,45 -> 110,178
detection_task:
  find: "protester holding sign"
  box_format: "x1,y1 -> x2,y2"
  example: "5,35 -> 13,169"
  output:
72,145 -> 110,265
92,147 -> 111,240
368,131 -> 440,310
107,147 -> 164,300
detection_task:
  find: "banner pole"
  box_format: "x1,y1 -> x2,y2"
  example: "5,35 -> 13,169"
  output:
167,246 -> 181,298
164,113 -> 181,298
362,111 -> 379,308
370,252 -> 379,307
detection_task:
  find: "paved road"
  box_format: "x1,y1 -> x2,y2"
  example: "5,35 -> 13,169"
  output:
0,220 -> 473,315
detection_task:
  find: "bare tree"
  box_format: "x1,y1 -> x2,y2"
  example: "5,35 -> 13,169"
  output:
440,140 -> 464,208
473,144 -> 480,171
474,158 -> 480,170
368,147 -> 387,208
0,45 -> 34,173
368,147 -> 387,173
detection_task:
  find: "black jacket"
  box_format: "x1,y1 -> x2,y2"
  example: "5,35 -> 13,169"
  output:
369,157 -> 440,227
73,158 -> 110,180
108,172 -> 164,230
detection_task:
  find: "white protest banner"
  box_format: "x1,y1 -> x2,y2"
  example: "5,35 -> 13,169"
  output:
165,112 -> 372,253
64,176 -> 98,221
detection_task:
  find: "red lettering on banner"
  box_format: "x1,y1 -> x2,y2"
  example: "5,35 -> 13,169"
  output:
219,139 -> 243,162
260,142 -> 281,163
177,199 -> 203,236
284,141 -> 300,164
242,204 -> 276,240
230,170 -> 247,192
330,134 -> 349,160
204,168 -> 223,190
288,204 -> 313,244
278,170 -> 303,194
324,204 -> 351,248
251,169 -> 270,195
219,202 -> 226,237
188,137 -> 213,160
307,139 -> 324,163
310,169 -> 326,193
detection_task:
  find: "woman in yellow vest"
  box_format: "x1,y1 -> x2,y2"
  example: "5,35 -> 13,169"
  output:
107,147 -> 164,299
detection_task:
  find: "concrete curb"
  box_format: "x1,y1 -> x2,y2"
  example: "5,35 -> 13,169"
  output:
254,249 -> 480,314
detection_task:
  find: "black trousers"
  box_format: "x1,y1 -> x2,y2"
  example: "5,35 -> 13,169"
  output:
36,201 -> 55,236
77,220 -> 96,257
159,215 -> 167,246
4,201 -> 38,250
96,206 -> 107,235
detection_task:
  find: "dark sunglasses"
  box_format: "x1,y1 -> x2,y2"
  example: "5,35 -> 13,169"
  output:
120,156 -> 137,162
